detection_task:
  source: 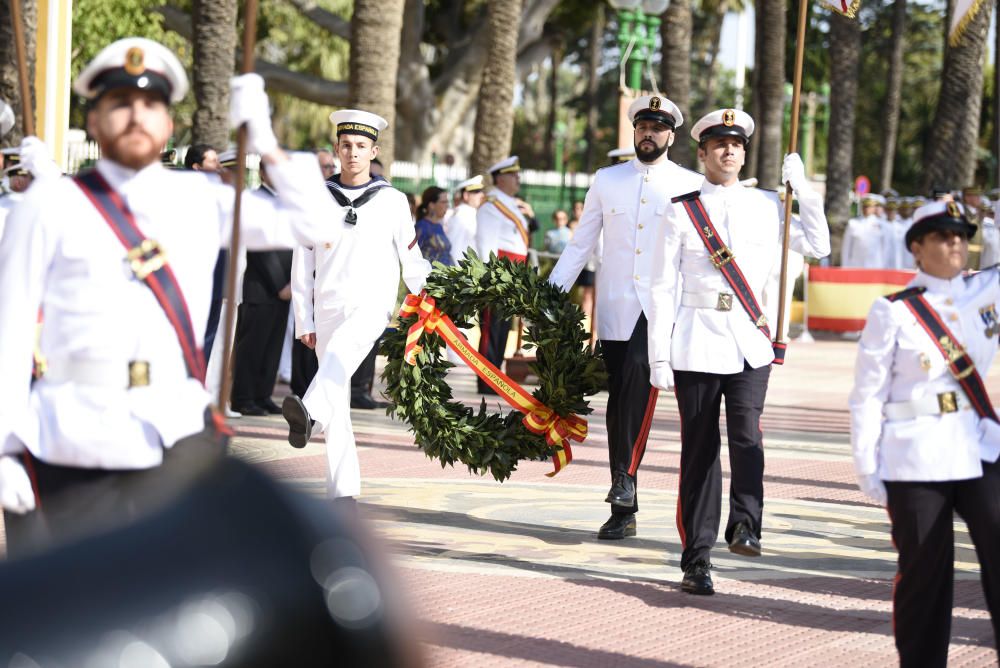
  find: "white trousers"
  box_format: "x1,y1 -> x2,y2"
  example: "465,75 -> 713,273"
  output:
303,309 -> 386,499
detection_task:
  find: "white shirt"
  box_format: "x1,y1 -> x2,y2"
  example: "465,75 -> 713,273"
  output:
841,215 -> 885,268
981,216 -> 999,268
0,154 -> 333,469
647,180 -> 831,374
445,202 -> 478,264
849,269 -> 1000,481
548,158 -> 703,341
476,188 -> 530,259
291,177 -> 429,339
0,191 -> 23,243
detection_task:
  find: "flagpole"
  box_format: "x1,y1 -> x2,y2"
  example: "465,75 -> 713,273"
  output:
775,0 -> 809,351
9,0 -> 34,137
218,0 -> 260,412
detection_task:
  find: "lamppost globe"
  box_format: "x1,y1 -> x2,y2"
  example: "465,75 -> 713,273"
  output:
642,0 -> 670,14
607,0 -> 642,9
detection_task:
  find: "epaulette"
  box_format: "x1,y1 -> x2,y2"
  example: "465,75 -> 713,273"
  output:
885,286 -> 926,303
755,187 -> 778,193
671,190 -> 701,203
973,264 -> 1000,278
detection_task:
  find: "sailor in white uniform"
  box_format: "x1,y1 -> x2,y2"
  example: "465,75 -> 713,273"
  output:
850,201 -> 1000,667
548,94 -> 703,540
647,108 -> 830,595
842,194 -> 886,268
0,38 -> 337,552
283,109 -> 430,503
444,174 -> 485,265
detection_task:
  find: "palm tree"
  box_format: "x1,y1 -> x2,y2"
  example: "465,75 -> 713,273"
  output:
752,0 -> 786,189
660,0 -> 694,168
878,0 -> 906,192
825,14 -> 861,258
0,0 -> 37,145
349,0 -> 406,167
191,0 -> 237,149
583,4 -> 605,174
470,0 -> 524,177
921,4 -> 992,191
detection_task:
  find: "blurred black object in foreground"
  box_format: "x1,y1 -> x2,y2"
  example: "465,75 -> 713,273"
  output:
0,459 -> 420,667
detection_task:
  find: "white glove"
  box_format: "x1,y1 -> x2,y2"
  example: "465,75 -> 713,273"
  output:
0,455 -> 36,514
650,361 -> 674,391
781,153 -> 810,193
856,472 -> 887,505
18,136 -> 61,179
229,73 -> 279,156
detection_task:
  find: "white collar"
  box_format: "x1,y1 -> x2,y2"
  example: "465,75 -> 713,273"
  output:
96,158 -> 164,192
913,270 -> 966,296
630,157 -> 676,175
699,178 -> 743,198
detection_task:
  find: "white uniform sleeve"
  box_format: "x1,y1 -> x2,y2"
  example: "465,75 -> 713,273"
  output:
393,193 -> 431,294
0,188 -> 54,454
291,243 -> 316,336
646,207 -> 684,366
476,203 -> 500,259
781,188 -> 831,259
848,298 -> 897,477
548,177 -> 604,292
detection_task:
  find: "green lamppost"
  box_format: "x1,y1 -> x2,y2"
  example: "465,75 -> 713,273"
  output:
608,0 -> 669,91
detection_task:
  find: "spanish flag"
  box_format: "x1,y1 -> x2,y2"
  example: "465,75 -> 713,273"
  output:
807,267 -> 915,332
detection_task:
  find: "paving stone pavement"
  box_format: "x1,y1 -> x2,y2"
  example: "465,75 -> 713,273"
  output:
3,338 -> 998,666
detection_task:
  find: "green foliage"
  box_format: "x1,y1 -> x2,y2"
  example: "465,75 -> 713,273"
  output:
381,251 -> 607,482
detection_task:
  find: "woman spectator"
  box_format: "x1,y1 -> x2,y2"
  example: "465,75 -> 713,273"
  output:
414,186 -> 453,266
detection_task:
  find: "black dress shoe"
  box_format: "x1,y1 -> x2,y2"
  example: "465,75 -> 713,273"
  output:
350,393 -> 390,409
282,395 -> 315,449
728,521 -> 762,557
231,403 -> 266,416
604,472 -> 636,508
681,559 -> 714,595
258,398 -> 283,415
597,513 -> 636,540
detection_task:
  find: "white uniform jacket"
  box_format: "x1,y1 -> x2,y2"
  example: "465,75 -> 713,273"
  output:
841,215 -> 885,268
476,188 -> 530,259
0,191 -> 23,243
849,269 -> 1000,481
445,202 -> 478,265
291,177 -> 429,343
648,180 -> 831,374
981,216 -> 999,269
549,158 -> 703,341
0,154 -> 334,468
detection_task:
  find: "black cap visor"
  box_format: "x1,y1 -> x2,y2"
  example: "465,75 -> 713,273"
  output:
905,214 -> 978,248
91,68 -> 172,104
632,109 -> 676,130
698,124 -> 750,146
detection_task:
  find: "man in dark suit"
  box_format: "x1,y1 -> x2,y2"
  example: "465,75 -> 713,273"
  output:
231,167 -> 294,415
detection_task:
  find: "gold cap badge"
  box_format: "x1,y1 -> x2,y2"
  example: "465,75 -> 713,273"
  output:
722,110 -> 736,127
947,201 -> 961,218
650,96 -> 661,111
125,47 -> 145,76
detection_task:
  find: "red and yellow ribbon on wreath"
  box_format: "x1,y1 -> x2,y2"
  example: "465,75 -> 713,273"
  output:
399,293 -> 587,475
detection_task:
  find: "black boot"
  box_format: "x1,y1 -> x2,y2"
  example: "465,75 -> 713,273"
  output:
597,513 -> 636,540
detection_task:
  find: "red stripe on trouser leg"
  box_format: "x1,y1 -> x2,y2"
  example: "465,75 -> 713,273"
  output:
627,388 -> 659,476
673,386 -> 686,550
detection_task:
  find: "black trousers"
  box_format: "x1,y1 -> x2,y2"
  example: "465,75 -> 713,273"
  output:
231,301 -> 290,408
291,337 -> 319,398
203,250 -> 227,366
600,314 -> 659,515
673,361 -> 770,570
4,413 -> 228,557
886,460 -> 1000,668
477,308 -> 512,393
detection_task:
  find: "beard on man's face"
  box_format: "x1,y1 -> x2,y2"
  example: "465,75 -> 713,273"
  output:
101,126 -> 162,171
634,138 -> 668,163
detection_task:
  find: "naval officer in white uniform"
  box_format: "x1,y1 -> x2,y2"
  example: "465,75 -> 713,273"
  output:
548,94 -> 703,540
647,108 -> 830,594
0,37 -> 337,551
445,174 -> 486,265
850,201 -> 1000,667
475,156 -> 537,394
283,109 -> 430,503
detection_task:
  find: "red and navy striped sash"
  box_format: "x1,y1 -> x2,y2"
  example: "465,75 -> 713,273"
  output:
73,169 -> 206,384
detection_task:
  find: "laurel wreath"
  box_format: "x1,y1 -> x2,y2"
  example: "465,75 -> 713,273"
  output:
381,251 -> 607,482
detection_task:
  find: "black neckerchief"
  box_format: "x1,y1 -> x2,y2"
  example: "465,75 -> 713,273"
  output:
326,175 -> 388,225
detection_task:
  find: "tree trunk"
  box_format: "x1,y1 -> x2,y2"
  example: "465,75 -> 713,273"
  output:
470,0 -> 523,177
754,0 -> 786,189
921,4 -> 992,191
542,47 -> 561,169
825,14 -> 861,258
0,0 -> 38,145
745,3 -> 764,178
583,4 -> 604,174
878,0 -> 906,192
349,0 -> 406,167
698,8 -> 727,118
191,0 -> 237,149
660,0 -> 693,168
